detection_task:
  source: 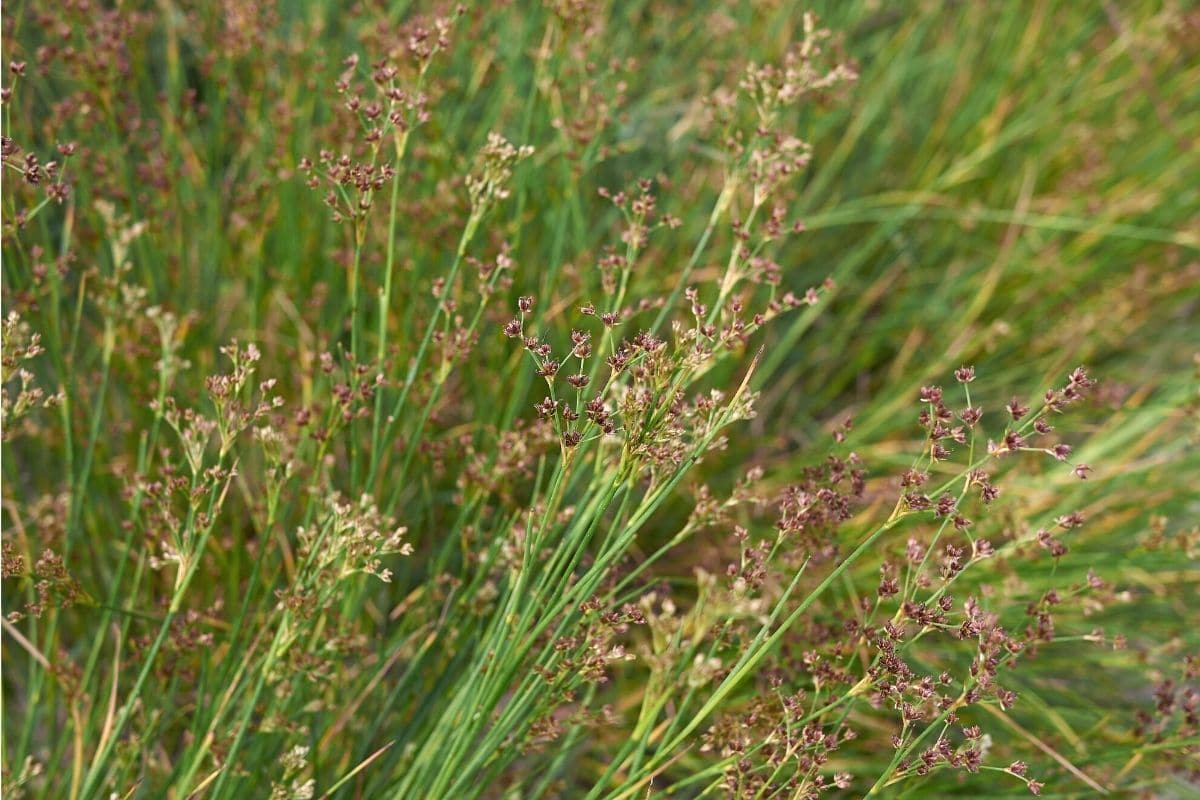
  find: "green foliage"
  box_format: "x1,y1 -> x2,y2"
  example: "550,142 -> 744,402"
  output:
2,1 -> 1197,798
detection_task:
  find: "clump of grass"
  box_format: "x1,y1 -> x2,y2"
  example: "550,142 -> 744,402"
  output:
2,2 -> 1197,799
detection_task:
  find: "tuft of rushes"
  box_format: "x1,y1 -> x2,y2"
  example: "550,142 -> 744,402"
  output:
1,2 -> 1196,798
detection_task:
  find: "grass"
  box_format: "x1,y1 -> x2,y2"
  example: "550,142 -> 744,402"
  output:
1,1 -> 1197,798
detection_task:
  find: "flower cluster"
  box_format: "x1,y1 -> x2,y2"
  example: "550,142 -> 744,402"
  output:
466,132 -> 535,214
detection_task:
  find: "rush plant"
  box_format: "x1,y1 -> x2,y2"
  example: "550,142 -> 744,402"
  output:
2,2 -> 1196,799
